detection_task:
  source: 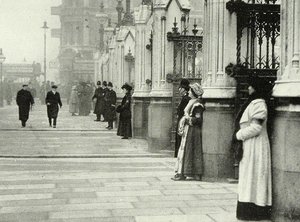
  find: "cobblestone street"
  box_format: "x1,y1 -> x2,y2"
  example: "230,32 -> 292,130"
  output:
0,103 -> 241,222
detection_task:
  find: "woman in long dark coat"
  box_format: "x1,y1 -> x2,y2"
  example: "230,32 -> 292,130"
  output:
117,83 -> 133,139
173,83 -> 205,181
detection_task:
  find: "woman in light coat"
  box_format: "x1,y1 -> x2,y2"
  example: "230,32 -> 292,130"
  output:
234,77 -> 273,221
172,82 -> 205,181
69,85 -> 79,116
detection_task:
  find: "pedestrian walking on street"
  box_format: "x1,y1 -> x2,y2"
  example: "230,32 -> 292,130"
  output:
175,79 -> 191,157
173,82 -> 204,181
69,85 -> 79,116
16,84 -> 35,127
102,81 -> 109,122
233,77 -> 273,221
117,83 -> 133,139
105,82 -> 117,130
46,85 -> 62,128
92,81 -> 105,121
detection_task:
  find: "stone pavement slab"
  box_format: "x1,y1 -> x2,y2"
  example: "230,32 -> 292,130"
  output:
0,158 -> 242,222
135,215 -> 214,222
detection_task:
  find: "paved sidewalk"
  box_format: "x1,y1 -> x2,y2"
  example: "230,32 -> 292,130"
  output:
0,158 -> 239,222
0,103 -> 170,158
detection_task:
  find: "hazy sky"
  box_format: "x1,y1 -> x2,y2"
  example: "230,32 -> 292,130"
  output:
0,0 -> 61,64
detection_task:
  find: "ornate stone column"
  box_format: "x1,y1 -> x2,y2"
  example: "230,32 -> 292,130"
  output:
132,4 -> 152,138
201,0 -> 236,179
146,0 -> 182,150
272,1 -> 300,221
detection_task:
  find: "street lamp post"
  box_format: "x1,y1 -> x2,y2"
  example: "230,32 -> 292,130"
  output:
0,48 -> 6,107
42,21 -> 49,95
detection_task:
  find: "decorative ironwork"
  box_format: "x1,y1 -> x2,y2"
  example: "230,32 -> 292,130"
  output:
167,17 -> 203,80
167,16 -> 203,148
226,0 -> 280,70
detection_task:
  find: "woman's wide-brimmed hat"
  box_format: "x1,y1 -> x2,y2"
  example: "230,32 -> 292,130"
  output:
190,82 -> 204,97
248,76 -> 273,94
121,83 -> 133,91
179,79 -> 190,91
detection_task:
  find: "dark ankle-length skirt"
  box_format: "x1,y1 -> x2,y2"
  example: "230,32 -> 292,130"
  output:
237,201 -> 271,221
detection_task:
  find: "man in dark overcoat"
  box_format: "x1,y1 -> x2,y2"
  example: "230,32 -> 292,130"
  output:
45,85 -> 62,128
175,79 -> 191,157
102,81 -> 109,121
16,84 -> 35,127
92,81 -> 105,121
105,82 -> 117,129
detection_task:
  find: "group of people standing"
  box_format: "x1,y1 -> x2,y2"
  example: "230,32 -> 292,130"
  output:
68,81 -> 94,116
91,80 -> 133,139
172,78 -> 273,221
92,81 -> 116,130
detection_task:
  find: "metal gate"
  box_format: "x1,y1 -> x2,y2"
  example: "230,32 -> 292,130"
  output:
226,0 -> 280,103
166,15 -> 203,148
226,0 -> 280,178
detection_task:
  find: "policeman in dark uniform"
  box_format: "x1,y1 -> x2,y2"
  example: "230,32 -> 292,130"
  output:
175,79 -> 191,157
46,85 -> 62,128
102,81 -> 109,122
105,82 -> 117,130
92,81 -> 105,121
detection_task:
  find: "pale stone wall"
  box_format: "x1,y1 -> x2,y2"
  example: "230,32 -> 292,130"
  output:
271,1 -> 300,221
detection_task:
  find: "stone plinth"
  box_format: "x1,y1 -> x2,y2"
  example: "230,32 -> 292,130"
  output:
271,105 -> 300,222
132,97 -> 150,139
271,1 -> 300,221
147,97 -> 172,151
202,98 -> 235,179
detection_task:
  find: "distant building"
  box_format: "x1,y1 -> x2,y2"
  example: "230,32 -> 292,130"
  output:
3,62 -> 41,83
51,0 -> 141,84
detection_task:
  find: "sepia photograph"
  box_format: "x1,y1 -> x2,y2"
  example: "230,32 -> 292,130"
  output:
0,0 -> 298,221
